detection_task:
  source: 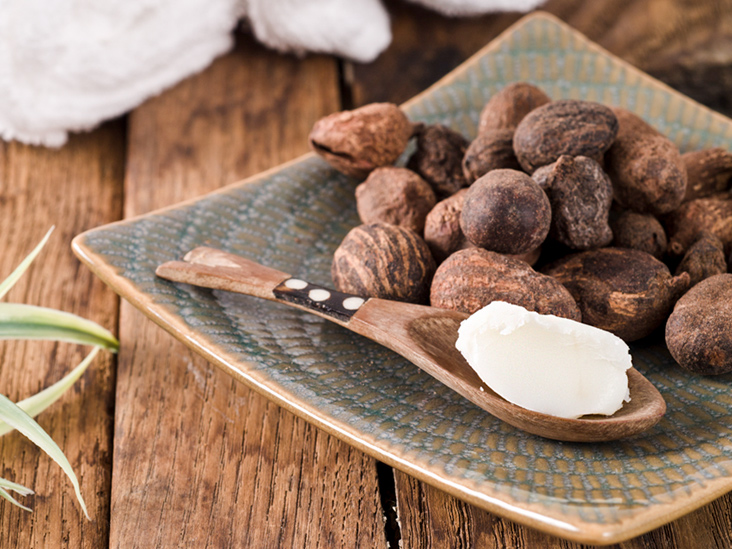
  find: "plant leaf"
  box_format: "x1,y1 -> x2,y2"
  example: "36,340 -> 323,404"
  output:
0,485 -> 32,512
0,393 -> 88,518
0,227 -> 54,301
0,347 -> 100,438
0,477 -> 34,496
0,477 -> 34,512
0,304 -> 118,351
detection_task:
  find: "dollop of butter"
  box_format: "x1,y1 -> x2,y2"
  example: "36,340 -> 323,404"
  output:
455,301 -> 632,419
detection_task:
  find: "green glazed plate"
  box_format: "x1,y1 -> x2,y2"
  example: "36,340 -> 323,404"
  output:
73,12 -> 732,545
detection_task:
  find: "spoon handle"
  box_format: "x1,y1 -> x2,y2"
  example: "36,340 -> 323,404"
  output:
156,247 -> 369,326
156,247 -> 667,442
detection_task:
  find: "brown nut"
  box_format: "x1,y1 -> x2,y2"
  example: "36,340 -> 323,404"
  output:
309,103 -> 414,179
462,129 -> 521,184
605,108 -> 687,215
544,248 -> 690,342
675,232 -> 727,287
665,196 -> 732,257
423,189 -> 469,263
331,223 -> 435,304
541,156 -> 613,250
430,248 -> 580,320
355,167 -> 436,234
531,163 -> 554,192
513,100 -> 618,173
407,124 -> 469,198
609,210 -> 667,259
682,147 -> 732,201
666,273 -> 732,375
460,169 -> 550,255
478,82 -> 551,133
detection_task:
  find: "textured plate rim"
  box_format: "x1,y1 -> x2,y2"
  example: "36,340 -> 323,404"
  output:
72,12 -> 732,545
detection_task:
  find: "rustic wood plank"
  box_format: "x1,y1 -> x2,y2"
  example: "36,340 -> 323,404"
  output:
109,33 -> 386,548
0,121 -> 124,547
350,2 -> 732,547
353,0 -> 732,114
543,0 -> 732,116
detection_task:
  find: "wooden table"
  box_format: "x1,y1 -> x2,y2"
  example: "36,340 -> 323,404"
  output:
2,2 -> 732,547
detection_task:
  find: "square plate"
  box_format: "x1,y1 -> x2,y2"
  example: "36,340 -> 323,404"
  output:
73,12 -> 732,545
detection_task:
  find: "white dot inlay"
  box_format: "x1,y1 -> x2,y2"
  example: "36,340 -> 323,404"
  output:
342,297 -> 365,310
285,278 -> 308,290
309,289 -> 331,302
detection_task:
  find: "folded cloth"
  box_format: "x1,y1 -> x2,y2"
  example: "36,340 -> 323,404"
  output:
0,0 -> 542,147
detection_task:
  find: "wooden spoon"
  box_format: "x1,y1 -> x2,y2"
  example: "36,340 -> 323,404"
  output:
156,247 -> 666,442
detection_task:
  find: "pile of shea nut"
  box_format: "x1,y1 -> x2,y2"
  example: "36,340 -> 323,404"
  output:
308,83 -> 732,376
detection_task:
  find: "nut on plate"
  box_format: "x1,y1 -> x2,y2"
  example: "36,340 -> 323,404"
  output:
309,103 -> 414,179
355,167 -> 436,234
682,147 -> 732,201
675,232 -> 727,287
408,124 -> 469,198
666,274 -> 732,375
544,248 -> 690,342
665,195 -> 732,257
460,169 -> 551,255
610,210 -> 667,259
331,223 -> 435,304
478,82 -> 551,133
605,107 -> 687,215
430,248 -> 580,320
423,189 -> 470,263
540,155 -> 613,250
513,100 -> 618,173
462,129 -> 521,184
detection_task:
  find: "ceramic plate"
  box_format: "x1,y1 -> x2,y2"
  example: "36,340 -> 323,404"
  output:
73,12 -> 732,545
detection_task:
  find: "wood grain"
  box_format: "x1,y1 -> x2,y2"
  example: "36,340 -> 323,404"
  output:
109,33 -> 386,548
544,0 -> 732,115
350,1 -> 732,547
353,0 -> 732,115
0,122 -> 124,547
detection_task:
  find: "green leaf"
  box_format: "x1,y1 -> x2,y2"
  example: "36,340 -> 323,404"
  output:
0,477 -> 34,496
0,347 -> 100,438
0,227 -> 54,300
0,477 -> 34,512
0,486 -> 32,512
0,304 -> 118,351
0,393 -> 88,518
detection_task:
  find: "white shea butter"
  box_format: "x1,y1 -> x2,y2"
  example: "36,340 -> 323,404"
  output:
455,301 -> 632,419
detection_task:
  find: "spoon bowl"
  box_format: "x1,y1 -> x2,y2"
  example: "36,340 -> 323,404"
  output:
156,247 -> 666,442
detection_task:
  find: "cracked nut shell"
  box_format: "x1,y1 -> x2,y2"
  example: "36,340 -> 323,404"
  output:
309,103 -> 414,179
541,155 -> 613,250
407,124 -> 469,198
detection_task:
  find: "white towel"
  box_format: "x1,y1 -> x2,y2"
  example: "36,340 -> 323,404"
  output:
0,0 -> 543,147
